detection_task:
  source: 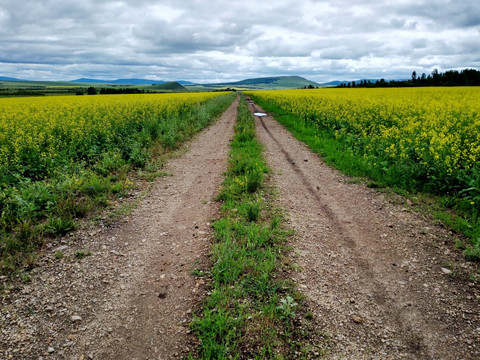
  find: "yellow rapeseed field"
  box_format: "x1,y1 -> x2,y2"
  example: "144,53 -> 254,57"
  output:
0,92 -> 224,175
248,87 -> 480,259
0,91 -> 234,272
248,87 -> 480,176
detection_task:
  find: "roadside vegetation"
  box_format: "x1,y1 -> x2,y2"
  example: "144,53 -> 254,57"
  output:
247,88 -> 480,261
190,96 -> 324,359
0,92 -> 235,276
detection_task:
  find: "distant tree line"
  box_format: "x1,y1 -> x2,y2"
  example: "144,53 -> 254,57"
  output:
337,68 -> 480,88
213,87 -> 236,92
0,89 -> 46,96
98,87 -> 145,94
82,87 -> 186,95
81,87 -> 146,95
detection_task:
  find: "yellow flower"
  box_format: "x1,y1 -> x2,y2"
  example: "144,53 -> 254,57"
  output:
0,92 -> 226,170
245,86 -> 480,196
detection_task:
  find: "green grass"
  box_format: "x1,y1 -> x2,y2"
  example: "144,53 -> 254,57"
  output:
0,93 -> 236,276
148,81 -> 187,91
249,94 -> 480,262
190,96 -> 324,359
74,249 -> 91,259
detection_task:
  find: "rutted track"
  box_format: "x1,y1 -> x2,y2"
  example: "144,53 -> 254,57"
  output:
249,99 -> 479,359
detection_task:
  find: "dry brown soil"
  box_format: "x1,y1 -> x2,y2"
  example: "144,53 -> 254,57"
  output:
249,100 -> 479,360
0,97 -> 238,360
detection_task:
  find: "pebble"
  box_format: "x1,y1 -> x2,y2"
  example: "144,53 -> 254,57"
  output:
441,267 -> 452,275
71,315 -> 83,322
47,347 -> 55,353
351,315 -> 363,324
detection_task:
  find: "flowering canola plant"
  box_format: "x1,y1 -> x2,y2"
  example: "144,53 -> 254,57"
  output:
248,87 -> 480,191
0,92 -> 225,180
0,91 -> 234,272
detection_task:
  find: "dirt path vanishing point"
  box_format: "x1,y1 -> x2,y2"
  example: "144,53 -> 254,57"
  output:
1,97 -> 238,360
249,100 -> 479,360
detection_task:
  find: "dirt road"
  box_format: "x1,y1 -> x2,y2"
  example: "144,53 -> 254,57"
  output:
250,100 -> 479,359
2,95 -> 479,359
1,97 -> 238,360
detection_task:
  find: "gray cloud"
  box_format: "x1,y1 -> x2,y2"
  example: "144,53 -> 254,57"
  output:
0,0 -> 479,83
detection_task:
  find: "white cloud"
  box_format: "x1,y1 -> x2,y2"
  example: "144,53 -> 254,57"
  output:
0,0 -> 479,82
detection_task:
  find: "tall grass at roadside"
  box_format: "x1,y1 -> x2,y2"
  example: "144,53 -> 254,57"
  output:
0,92 -> 235,276
190,96 -> 323,359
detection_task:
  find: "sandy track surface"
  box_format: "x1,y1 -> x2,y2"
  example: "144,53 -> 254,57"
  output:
1,97 -> 238,360
250,100 -> 479,359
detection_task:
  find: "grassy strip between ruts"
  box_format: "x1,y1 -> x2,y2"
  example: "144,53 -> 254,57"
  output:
248,94 -> 480,262
189,96 -> 326,359
0,92 -> 236,277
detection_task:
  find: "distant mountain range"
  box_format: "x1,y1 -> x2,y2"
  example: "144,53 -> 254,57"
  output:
1,75 -> 323,90
68,76 -> 322,88
0,75 -> 365,89
0,76 -> 195,85
70,78 -> 196,85
0,76 -> 28,82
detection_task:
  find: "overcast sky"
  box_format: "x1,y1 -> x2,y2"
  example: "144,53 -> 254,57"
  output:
1,0 -> 479,83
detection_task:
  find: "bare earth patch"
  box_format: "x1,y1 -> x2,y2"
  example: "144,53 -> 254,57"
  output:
0,97 -> 238,360
250,101 -> 479,360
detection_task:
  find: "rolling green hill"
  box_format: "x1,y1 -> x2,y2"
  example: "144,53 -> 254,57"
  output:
187,76 -> 322,91
148,81 -> 187,91
0,79 -> 188,96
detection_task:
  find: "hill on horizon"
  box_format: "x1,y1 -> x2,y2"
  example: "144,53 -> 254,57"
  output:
71,78 -> 166,85
0,76 -> 28,82
206,75 -> 321,89
150,81 -> 187,91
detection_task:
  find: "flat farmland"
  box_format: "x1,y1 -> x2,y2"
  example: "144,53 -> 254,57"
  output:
1,91 -> 478,359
